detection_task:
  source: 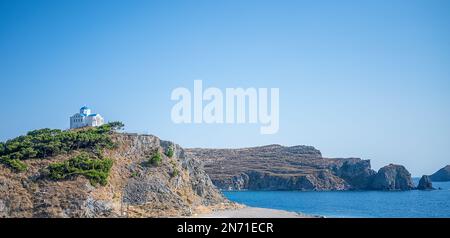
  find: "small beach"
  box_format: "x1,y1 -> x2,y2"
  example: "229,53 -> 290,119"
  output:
194,206 -> 314,218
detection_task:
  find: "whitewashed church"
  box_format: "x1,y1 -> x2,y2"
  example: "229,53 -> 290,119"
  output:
70,106 -> 105,129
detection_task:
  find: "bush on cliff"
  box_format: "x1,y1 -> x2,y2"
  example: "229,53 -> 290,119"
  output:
169,160 -> 179,178
146,152 -> 162,166
0,157 -> 27,172
165,145 -> 174,158
171,167 -> 180,178
47,153 -> 113,186
0,122 -> 123,172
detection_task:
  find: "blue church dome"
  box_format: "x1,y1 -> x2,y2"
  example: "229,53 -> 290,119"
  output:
71,106 -> 104,129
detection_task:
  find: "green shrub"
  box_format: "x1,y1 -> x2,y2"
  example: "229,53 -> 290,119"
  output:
107,121 -> 125,131
131,171 -> 139,178
47,153 -> 113,186
172,168 -> 179,178
0,142 -> 5,155
0,122 -> 123,172
169,160 -> 179,178
147,152 -> 162,166
165,145 -> 174,158
0,157 -> 27,172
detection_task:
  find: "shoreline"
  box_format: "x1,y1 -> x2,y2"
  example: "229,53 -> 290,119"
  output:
193,206 -> 320,218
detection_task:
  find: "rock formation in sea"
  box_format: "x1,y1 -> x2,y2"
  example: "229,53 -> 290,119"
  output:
417,175 -> 434,190
186,145 -> 414,191
370,164 -> 415,190
0,131 -> 229,218
429,165 -> 450,182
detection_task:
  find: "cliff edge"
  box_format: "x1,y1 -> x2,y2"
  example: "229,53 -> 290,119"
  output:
0,127 -> 228,218
186,145 -> 414,191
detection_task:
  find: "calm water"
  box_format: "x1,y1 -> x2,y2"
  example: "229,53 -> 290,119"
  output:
223,179 -> 450,218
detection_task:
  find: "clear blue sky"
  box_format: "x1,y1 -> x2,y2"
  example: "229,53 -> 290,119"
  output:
1,0 -> 449,176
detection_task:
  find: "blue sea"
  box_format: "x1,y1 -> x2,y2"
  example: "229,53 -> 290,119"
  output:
223,179 -> 450,218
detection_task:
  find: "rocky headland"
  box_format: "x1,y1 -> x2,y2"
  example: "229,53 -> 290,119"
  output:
430,165 -> 450,182
186,145 -> 415,191
0,124 -> 231,218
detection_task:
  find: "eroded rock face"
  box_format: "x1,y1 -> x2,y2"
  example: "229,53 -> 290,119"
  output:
331,159 -> 377,190
0,133 -> 227,218
187,145 -> 379,191
430,165 -> 450,182
244,170 -> 350,191
417,175 -> 434,190
370,164 -> 415,191
187,146 -> 415,191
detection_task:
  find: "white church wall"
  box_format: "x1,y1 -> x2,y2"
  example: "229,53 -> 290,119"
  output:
70,107 -> 105,129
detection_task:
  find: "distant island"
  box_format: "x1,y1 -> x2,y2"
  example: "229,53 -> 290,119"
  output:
430,165 -> 450,182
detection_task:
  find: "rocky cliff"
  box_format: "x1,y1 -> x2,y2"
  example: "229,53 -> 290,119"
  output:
0,133 -> 229,218
186,145 -> 413,191
430,165 -> 450,182
417,175 -> 434,190
370,164 -> 415,190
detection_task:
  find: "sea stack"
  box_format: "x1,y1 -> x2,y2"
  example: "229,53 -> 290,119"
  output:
417,175 -> 434,190
370,164 -> 415,191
